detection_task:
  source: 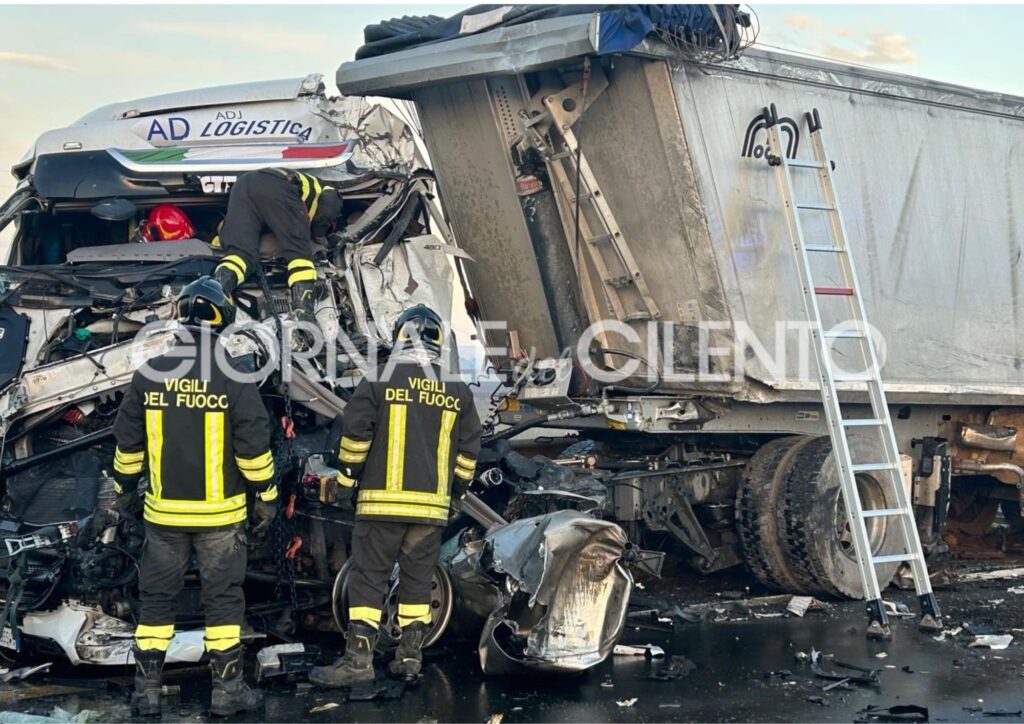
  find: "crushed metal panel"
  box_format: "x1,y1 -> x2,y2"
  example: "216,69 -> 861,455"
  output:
447,510 -> 632,675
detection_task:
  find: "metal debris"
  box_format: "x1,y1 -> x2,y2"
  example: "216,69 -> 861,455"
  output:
810,649 -> 879,686
309,702 -> 340,714
613,644 -> 665,658
615,698 -> 638,708
0,663 -> 51,683
969,635 -> 1013,650
856,704 -> 929,723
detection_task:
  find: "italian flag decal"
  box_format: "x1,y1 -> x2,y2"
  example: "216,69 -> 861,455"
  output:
110,142 -> 353,171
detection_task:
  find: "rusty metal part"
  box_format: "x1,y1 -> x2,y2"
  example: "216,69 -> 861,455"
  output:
958,423 -> 1018,452
955,461 -> 1024,508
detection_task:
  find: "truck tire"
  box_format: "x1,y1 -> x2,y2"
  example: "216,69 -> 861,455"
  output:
777,435 -> 903,598
736,436 -> 812,591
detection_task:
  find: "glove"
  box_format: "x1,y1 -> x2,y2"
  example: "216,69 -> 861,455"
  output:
109,476 -> 142,516
253,486 -> 279,537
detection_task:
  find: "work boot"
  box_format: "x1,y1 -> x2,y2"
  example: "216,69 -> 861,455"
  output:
213,265 -> 239,296
309,622 -> 377,688
131,645 -> 166,717
208,645 -> 264,717
388,622 -> 427,680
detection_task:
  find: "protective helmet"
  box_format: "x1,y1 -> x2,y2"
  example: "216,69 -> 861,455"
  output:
176,276 -> 235,330
392,304 -> 444,356
140,204 -> 195,242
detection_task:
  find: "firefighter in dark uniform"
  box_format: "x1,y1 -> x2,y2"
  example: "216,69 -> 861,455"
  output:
212,168 -> 343,324
112,277 -> 277,717
310,305 -> 482,687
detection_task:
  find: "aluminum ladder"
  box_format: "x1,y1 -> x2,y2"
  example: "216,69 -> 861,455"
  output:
539,113 -> 661,325
763,104 -> 942,639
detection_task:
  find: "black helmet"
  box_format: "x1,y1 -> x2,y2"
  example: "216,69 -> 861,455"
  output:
176,276 -> 235,330
392,304 -> 444,356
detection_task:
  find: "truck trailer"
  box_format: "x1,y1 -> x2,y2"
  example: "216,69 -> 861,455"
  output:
337,6 -> 1024,599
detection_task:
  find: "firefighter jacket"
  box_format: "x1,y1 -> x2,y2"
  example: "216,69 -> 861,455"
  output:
336,361 -> 483,525
112,336 -> 277,529
269,168 -> 341,240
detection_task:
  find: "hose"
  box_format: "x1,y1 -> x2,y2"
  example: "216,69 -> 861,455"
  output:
593,347 -> 661,396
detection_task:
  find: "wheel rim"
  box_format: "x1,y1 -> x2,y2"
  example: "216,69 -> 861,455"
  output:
331,560 -> 454,650
834,474 -> 888,561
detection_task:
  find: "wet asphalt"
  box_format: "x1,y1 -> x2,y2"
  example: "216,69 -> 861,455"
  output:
3,596 -> 1024,723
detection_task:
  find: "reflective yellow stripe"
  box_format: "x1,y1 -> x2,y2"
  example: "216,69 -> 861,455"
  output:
307,175 -> 322,220
437,410 -> 457,496
398,603 -> 430,618
113,481 -> 124,495
236,450 -> 273,470
386,404 -> 407,492
287,259 -> 315,271
357,502 -> 448,521
455,454 -> 476,469
339,450 -> 367,463
242,464 -> 275,482
136,623 -> 174,651
204,624 -> 241,652
218,255 -> 247,283
341,437 -> 372,452
287,268 -> 317,285
114,460 -> 144,475
145,492 -> 246,513
146,409 -> 163,499
257,484 -> 278,502
349,606 -> 382,627
453,466 -> 474,481
205,411 -> 225,501
357,489 -> 449,507
144,506 -> 247,528
116,448 -> 145,463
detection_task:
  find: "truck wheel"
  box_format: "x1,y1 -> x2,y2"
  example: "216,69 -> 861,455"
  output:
736,436 -> 813,591
777,435 -> 903,598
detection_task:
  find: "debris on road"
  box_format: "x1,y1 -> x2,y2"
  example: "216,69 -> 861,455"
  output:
616,698 -> 639,708
256,643 -> 319,681
309,702 -> 340,714
648,656 -> 697,681
969,635 -> 1013,650
810,649 -> 879,686
856,704 -> 929,722
786,596 -> 817,617
0,663 -> 52,683
613,644 -> 665,658
958,568 -> 1024,583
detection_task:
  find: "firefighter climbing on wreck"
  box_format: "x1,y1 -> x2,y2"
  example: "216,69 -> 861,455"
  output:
310,304 -> 483,687
212,167 -> 344,326
111,277 -> 278,717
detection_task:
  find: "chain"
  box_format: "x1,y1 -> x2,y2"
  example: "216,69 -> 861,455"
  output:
255,265 -> 300,616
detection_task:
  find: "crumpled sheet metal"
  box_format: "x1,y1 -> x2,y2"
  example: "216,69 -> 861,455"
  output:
447,510 -> 632,674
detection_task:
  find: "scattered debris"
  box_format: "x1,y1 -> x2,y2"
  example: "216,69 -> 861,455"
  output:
613,644 -> 665,658
883,600 -> 914,618
959,567 -> 1024,582
982,710 -> 1023,717
0,663 -> 52,683
901,665 -> 914,674
257,643 -> 319,681
856,704 -> 929,723
648,656 -> 697,681
309,702 -> 339,714
810,649 -> 879,686
804,696 -> 830,707
875,652 -> 889,659
600,676 -> 614,688
787,596 -> 815,617
969,635 -> 1013,650
763,670 -> 793,680
0,708 -> 98,724
486,714 -> 504,724
616,698 -> 638,708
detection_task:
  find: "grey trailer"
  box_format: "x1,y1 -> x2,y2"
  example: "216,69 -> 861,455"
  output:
338,9 -> 1024,597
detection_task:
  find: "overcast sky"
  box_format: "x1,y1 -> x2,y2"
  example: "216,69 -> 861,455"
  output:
2,4 -> 1023,193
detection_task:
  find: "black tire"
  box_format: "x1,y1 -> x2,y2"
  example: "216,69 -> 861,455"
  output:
736,436 -> 813,591
777,435 -> 903,598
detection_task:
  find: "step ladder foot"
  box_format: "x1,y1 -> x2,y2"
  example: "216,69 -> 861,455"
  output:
917,593 -> 943,633
866,621 -> 892,641
865,599 -> 891,640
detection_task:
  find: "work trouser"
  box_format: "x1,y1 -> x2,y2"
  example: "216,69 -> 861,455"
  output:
215,170 -> 316,290
134,522 -> 247,654
347,520 -> 443,630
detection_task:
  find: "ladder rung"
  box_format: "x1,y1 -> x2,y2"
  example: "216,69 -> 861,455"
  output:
604,275 -> 633,288
588,234 -> 613,244
862,508 -> 905,518
815,286 -> 854,296
842,418 -> 883,427
833,372 -> 874,382
805,244 -> 845,253
850,462 -> 897,473
796,201 -> 836,211
786,159 -> 824,169
624,312 -> 654,322
824,330 -> 864,339
872,553 -> 919,565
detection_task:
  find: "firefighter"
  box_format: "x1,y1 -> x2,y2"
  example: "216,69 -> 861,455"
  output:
212,168 -> 343,325
309,305 -> 482,687
112,276 -> 277,717
137,204 -> 196,242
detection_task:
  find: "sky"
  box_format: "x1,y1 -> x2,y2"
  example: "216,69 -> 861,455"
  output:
2,3 -> 1024,194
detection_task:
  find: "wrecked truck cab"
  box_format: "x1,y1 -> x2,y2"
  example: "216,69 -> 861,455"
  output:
0,74 -> 468,664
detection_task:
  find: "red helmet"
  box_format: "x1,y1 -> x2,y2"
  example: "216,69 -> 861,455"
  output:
140,204 -> 195,242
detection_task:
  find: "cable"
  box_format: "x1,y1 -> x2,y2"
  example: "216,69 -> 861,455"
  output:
593,347 -> 661,395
